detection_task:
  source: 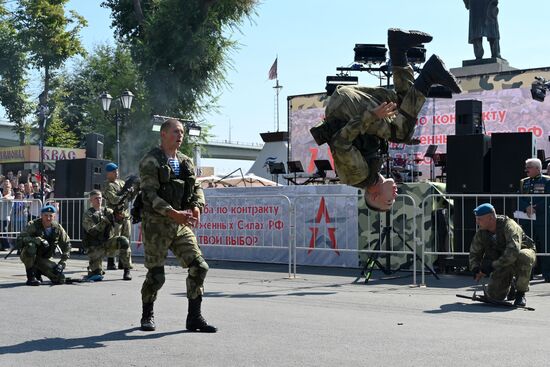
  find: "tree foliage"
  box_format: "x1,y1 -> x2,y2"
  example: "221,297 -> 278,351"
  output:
14,0 -> 87,129
0,3 -> 32,143
101,0 -> 257,117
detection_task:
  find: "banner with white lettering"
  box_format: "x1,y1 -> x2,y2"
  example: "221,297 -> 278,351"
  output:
288,86 -> 550,180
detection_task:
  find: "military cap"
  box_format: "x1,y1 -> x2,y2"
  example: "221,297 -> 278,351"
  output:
41,205 -> 57,214
473,203 -> 495,216
106,163 -> 118,172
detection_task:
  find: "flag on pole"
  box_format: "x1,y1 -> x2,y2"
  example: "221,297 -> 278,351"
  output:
268,57 -> 278,80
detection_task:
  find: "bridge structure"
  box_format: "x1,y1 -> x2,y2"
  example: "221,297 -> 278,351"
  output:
201,139 -> 263,161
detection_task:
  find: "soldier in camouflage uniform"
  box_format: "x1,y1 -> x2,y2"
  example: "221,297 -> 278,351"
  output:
102,162 -> 136,270
518,158 -> 550,282
139,118 -> 216,333
310,28 -> 462,212
469,203 -> 536,306
17,205 -> 71,286
82,190 -> 132,281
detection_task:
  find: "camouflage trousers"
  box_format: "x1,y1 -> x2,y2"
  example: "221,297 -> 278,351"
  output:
19,242 -> 65,284
107,217 -> 131,258
141,215 -> 208,303
327,65 -> 426,187
487,248 -> 536,300
87,235 -> 132,274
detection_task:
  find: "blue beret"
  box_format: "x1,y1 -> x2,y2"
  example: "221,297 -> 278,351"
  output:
473,203 -> 495,216
106,163 -> 118,172
41,205 -> 57,214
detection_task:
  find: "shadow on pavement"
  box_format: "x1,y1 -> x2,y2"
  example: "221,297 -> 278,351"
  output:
424,301 -> 515,314
0,327 -> 187,355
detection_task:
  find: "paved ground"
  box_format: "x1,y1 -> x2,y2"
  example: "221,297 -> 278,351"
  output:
1,252 -> 550,367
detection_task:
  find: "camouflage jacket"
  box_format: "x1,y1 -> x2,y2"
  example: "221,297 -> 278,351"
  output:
469,215 -> 535,271
139,147 -> 205,218
17,218 -> 71,263
103,179 -> 131,217
82,207 -> 114,247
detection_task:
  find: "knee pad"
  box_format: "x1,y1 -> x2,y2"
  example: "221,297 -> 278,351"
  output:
189,257 -> 209,278
117,236 -> 130,249
146,266 -> 165,291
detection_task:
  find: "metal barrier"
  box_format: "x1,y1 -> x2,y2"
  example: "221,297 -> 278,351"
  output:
0,199 -> 43,241
420,193 -> 550,285
45,198 -> 89,242
293,194 -> 419,285
196,194 -> 293,277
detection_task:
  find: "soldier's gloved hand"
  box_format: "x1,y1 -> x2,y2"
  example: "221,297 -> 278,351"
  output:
36,237 -> 49,248
103,213 -> 114,225
53,262 -> 65,275
114,212 -> 125,223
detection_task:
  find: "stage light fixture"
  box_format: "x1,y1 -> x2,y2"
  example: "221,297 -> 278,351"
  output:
325,75 -> 358,96
353,44 -> 387,64
531,76 -> 550,102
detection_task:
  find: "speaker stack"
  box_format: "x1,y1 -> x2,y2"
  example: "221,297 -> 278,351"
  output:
445,100 -> 536,263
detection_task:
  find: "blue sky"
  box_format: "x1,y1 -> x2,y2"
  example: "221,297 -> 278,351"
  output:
10,1 -> 550,174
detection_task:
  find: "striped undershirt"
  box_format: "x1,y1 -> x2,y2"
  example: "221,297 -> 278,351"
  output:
168,157 -> 180,176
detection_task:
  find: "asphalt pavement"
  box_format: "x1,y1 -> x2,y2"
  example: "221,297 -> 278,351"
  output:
1,252 -> 549,367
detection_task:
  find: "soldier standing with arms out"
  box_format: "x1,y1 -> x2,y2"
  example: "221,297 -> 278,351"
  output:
518,158 -> 550,282
139,118 -> 216,332
103,162 -> 136,270
82,190 -> 132,281
17,205 -> 71,286
469,203 -> 536,306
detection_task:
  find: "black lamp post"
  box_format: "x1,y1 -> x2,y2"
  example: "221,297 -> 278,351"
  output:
36,101 -> 49,202
99,90 -> 134,167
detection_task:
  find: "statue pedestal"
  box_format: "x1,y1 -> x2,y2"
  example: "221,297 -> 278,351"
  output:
450,58 -> 517,77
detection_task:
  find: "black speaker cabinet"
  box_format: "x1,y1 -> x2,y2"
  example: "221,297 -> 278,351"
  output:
490,132 -> 536,193
86,133 -> 104,159
456,100 -> 482,136
446,134 -> 491,193
55,158 -> 109,198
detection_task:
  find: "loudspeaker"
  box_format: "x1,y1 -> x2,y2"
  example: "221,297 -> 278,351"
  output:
490,132 -> 536,193
446,134 -> 491,193
55,158 -> 109,198
455,100 -> 482,136
86,133 -> 104,159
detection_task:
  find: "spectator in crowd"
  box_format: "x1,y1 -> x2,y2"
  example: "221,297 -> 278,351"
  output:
11,190 -> 28,233
82,190 -> 132,281
0,180 -> 14,250
17,205 -> 71,286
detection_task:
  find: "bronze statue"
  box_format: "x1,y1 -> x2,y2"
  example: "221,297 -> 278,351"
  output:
464,0 -> 501,59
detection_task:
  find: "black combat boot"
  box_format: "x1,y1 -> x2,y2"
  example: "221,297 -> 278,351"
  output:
118,259 -> 124,270
514,291 -> 526,307
25,268 -> 40,286
34,269 -> 44,284
186,296 -> 217,333
388,28 -> 433,67
123,268 -> 132,281
413,54 -> 462,95
107,257 -> 116,270
140,302 -> 156,331
506,280 -> 517,301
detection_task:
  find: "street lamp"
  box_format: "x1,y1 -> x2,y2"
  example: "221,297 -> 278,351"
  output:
36,98 -> 49,201
99,90 -> 134,167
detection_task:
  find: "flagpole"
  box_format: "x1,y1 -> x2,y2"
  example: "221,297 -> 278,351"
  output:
274,79 -> 282,132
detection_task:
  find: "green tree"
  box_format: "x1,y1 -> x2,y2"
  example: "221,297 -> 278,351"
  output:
102,0 -> 257,117
56,43 -> 153,174
0,3 -> 33,143
14,0 -> 87,131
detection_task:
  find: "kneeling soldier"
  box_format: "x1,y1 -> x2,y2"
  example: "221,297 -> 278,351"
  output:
82,190 -> 133,281
18,204 -> 71,286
